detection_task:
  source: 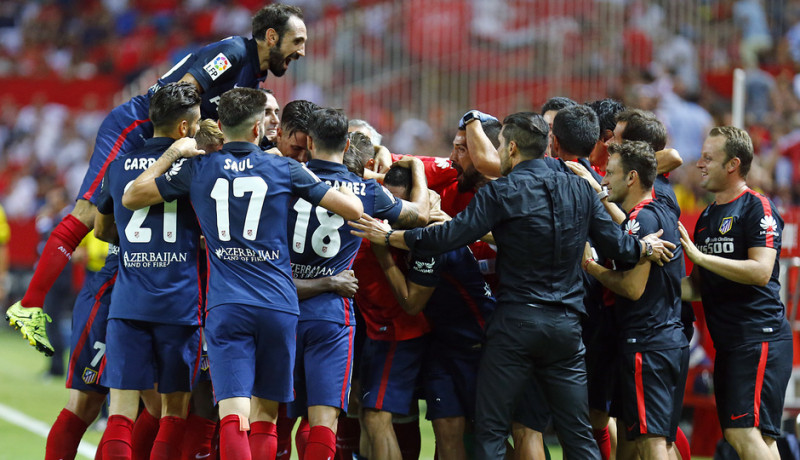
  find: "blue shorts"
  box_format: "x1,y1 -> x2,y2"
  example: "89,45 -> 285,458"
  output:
205,304 -> 297,403
287,321 -> 355,418
619,347 -> 688,441
77,94 -> 153,204
715,340 -> 792,438
66,270 -> 117,393
103,319 -> 201,394
360,335 -> 428,415
423,343 -> 481,421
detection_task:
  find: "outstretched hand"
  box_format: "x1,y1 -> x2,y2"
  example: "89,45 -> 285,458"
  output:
642,229 -> 676,266
349,214 -> 392,246
678,222 -> 703,264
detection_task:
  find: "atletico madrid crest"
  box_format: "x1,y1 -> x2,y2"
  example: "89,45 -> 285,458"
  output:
719,217 -> 733,235
82,367 -> 98,384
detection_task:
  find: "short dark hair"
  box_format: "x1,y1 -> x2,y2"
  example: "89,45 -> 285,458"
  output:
281,100 -> 318,138
384,164 -> 412,196
709,126 -> 754,178
309,108 -> 348,153
218,88 -> 267,130
252,4 -> 304,42
552,105 -> 599,157
541,96 -> 578,115
149,82 -> 200,129
586,98 -> 625,137
616,109 -> 667,152
608,140 -> 657,190
501,112 -> 549,159
482,118 -> 503,149
346,131 -> 373,176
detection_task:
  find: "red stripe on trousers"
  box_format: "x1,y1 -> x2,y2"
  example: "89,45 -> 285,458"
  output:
635,352 -> 647,434
66,274 -> 117,387
81,119 -> 149,200
754,342 -> 769,427
375,342 -> 397,410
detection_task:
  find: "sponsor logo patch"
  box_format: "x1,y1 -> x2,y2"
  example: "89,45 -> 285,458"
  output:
203,53 -> 231,80
624,219 -> 640,235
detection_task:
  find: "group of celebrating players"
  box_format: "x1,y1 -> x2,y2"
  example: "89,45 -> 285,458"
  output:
4,3 -> 792,460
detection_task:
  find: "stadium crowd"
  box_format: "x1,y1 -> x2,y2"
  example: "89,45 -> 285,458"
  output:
1,2 -> 798,460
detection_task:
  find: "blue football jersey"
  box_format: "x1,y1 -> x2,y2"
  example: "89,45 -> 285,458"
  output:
97,137 -> 203,325
152,36 -> 268,119
407,246 -> 496,351
693,188 -> 791,349
289,160 -> 403,325
155,142 -> 330,314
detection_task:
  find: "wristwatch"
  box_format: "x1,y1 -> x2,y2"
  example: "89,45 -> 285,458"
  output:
644,240 -> 654,257
597,187 -> 609,200
462,111 -> 477,126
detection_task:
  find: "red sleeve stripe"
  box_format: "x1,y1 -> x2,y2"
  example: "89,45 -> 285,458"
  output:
746,189 -> 774,249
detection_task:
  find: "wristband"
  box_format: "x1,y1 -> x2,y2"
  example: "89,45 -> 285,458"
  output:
385,229 -> 394,247
583,258 -> 595,271
597,188 -> 609,200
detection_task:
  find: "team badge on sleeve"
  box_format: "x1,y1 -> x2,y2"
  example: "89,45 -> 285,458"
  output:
624,219 -> 640,235
719,216 -> 733,235
203,53 -> 232,80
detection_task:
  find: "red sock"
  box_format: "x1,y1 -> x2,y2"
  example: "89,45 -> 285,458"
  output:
101,415 -> 134,460
304,425 -> 336,460
180,414 -> 217,460
96,428 -> 108,460
393,420 -> 420,460
22,214 -> 89,308
275,409 -> 296,460
593,426 -> 611,460
131,409 -> 160,460
46,409 -> 90,460
674,426 -> 691,460
295,418 -> 310,460
150,416 -> 186,460
334,415 -> 360,460
220,414 -> 251,460
250,421 -> 278,460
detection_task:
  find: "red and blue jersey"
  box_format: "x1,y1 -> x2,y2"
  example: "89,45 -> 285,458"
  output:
613,199 -> 686,352
406,246 -> 495,351
152,36 -> 268,119
289,159 -> 402,325
97,137 -> 203,325
693,188 -> 792,349
155,142 -> 330,314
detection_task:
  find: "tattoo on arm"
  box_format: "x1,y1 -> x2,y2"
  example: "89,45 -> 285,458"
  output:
394,203 -> 420,229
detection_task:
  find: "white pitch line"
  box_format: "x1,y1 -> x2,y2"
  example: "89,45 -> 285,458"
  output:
0,402 -> 97,459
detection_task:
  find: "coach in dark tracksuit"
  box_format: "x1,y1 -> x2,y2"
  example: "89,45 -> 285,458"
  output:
349,112 -> 675,459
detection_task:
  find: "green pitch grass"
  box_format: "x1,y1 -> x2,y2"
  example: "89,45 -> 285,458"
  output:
0,327 -> 713,460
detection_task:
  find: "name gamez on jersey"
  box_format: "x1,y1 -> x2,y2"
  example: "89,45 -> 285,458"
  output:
696,236 -> 735,255
325,180 -> 367,196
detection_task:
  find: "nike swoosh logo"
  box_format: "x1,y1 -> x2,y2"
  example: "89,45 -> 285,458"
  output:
626,423 -> 635,432
195,454 -> 211,459
731,413 -> 749,420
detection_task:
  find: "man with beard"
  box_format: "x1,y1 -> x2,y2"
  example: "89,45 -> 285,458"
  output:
7,3 -> 307,359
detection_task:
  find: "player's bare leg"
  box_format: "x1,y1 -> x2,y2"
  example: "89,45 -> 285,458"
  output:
635,435 -> 668,460
510,423 -> 545,460
667,442 -> 680,460
305,405 -> 340,460
615,419 -> 638,460
65,389 -> 107,425
763,434 -> 781,460
724,427 -> 777,460
109,389 -> 142,421
362,408 -> 401,460
432,416 -> 467,460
